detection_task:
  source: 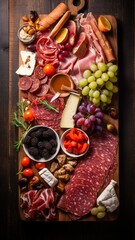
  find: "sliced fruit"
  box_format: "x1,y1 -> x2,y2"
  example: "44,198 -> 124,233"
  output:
98,15 -> 111,32
55,28 -> 68,44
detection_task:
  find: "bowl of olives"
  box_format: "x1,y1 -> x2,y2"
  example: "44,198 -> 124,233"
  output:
23,125 -> 60,162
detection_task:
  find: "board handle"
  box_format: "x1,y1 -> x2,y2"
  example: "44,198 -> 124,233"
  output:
68,0 -> 85,16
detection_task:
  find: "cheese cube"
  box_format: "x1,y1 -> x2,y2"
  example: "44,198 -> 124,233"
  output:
60,94 -> 81,128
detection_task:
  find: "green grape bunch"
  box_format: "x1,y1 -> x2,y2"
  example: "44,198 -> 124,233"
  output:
78,62 -> 118,110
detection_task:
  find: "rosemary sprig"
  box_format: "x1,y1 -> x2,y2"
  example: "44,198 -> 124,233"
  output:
12,112 -> 28,131
38,99 -> 59,113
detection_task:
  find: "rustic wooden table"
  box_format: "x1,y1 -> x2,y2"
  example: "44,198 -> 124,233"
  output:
0,0 -> 135,239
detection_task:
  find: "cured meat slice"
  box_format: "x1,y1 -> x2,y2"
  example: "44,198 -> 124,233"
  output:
57,129 -> 118,219
57,184 -> 97,217
18,76 -> 33,91
34,65 -> 46,80
20,188 -> 57,221
30,94 -> 65,131
36,84 -> 49,97
29,76 -> 41,93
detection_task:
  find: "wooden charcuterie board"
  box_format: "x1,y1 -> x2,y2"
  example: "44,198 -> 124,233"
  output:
17,11 -> 119,222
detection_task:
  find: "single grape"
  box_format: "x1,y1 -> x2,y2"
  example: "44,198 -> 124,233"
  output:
109,76 -> 118,83
78,78 -> 88,88
91,207 -> 98,215
83,69 -> 91,78
84,118 -> 92,128
97,205 -> 106,212
101,72 -> 109,82
96,78 -> 104,85
89,104 -> 96,114
65,42 -> 72,51
108,64 -> 118,72
82,86 -> 90,96
89,89 -> 94,97
92,97 -> 100,105
93,90 -> 100,98
107,62 -> 113,68
96,117 -> 102,125
97,212 -> 106,219
73,112 -> 83,121
101,89 -> 109,96
97,62 -> 107,72
112,85 -> 118,93
78,105 -> 87,114
100,94 -> 108,102
76,117 -> 85,126
90,64 -> 98,72
107,97 -> 112,104
58,53 -> 65,62
95,111 -> 103,119
88,75 -> 95,83
89,115 -> 96,122
61,50 -> 70,57
89,81 -> 97,90
81,101 -> 88,107
105,81 -> 114,91
95,70 -> 102,78
107,70 -> 114,78
95,125 -> 103,132
95,107 -> 101,113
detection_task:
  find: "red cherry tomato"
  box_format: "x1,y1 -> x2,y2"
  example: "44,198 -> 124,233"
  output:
23,109 -> 35,122
23,168 -> 34,177
35,162 -> 46,170
21,156 -> 31,167
43,64 -> 56,77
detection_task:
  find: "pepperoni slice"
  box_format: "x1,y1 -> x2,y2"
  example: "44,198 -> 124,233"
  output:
36,84 -> 49,97
29,76 -> 40,93
34,65 -> 46,80
18,76 -> 33,91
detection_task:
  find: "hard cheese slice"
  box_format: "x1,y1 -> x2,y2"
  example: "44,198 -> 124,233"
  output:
60,94 -> 81,128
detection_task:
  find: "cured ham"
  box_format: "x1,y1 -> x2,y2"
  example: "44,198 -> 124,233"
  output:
57,129 -> 118,220
20,188 -> 57,220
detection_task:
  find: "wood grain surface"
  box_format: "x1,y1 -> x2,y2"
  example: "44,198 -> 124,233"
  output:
0,0 -> 135,239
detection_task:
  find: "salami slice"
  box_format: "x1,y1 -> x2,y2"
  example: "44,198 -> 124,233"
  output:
29,76 -> 40,93
36,84 -> 49,97
18,76 -> 32,91
34,65 -> 46,80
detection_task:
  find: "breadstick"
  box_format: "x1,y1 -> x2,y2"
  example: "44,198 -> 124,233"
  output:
38,3 -> 68,31
89,16 -> 115,62
49,10 -> 71,39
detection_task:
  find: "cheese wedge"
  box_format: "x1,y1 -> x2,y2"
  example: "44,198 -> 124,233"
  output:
16,50 -> 36,76
60,94 -> 81,128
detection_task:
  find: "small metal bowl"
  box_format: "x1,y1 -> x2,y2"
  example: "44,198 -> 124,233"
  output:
17,24 -> 36,44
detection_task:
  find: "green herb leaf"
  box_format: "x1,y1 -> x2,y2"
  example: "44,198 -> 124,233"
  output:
38,99 -> 59,113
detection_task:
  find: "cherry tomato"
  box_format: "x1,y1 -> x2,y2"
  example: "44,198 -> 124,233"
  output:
35,162 -> 46,170
23,109 -> 35,122
23,168 -> 34,177
43,64 -> 56,77
21,156 -> 31,167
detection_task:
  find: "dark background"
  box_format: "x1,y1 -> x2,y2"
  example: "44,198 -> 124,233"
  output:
0,0 -> 135,239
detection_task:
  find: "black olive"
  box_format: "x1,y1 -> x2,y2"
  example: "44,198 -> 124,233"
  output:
18,177 -> 28,188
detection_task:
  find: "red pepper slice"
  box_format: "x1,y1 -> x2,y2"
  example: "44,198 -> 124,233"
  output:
79,142 -> 89,154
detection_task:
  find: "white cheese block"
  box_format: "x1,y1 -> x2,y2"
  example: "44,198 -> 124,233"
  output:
39,168 -> 58,188
97,180 -> 119,212
16,50 -> 36,76
60,94 -> 81,128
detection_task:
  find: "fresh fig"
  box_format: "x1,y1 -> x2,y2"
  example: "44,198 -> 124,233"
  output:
66,20 -> 77,46
72,32 -> 88,59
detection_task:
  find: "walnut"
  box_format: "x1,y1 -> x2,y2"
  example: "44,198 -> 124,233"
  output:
63,164 -> 74,172
58,174 -> 70,182
50,162 -> 59,173
56,181 -> 65,192
67,160 -> 77,167
56,154 -> 66,166
54,167 -> 66,178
